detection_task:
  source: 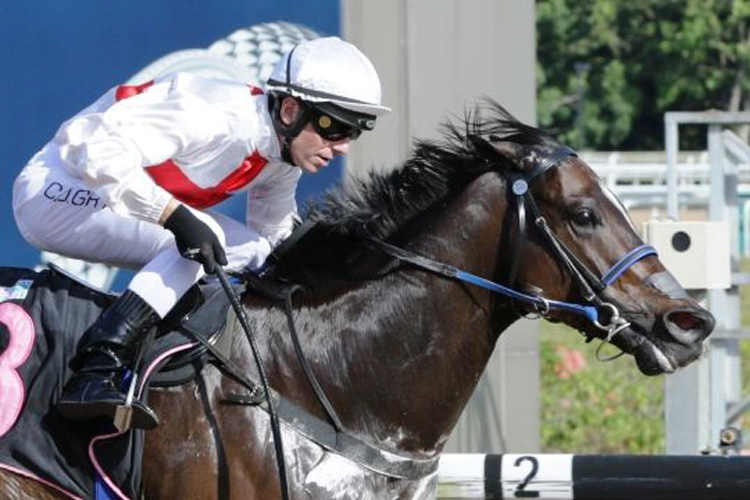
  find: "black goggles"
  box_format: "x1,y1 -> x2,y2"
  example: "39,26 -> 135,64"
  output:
307,107 -> 363,141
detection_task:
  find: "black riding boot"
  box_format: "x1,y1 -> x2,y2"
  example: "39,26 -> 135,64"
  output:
57,290 -> 161,430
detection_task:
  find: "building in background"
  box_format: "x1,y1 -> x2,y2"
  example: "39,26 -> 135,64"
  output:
342,0 -> 538,454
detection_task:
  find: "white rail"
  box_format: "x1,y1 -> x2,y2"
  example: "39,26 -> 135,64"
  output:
581,150 -> 750,210
438,453 -> 750,499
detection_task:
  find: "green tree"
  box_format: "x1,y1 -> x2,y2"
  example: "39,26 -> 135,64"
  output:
537,0 -> 750,150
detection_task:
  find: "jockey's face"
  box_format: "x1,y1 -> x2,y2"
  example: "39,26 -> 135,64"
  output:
279,97 -> 352,174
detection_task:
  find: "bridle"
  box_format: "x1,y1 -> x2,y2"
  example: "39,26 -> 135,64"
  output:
366,143 -> 658,344
503,144 -> 657,340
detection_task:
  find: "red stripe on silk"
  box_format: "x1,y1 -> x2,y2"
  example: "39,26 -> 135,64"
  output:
115,81 -> 155,101
145,151 -> 268,209
117,79 -> 268,208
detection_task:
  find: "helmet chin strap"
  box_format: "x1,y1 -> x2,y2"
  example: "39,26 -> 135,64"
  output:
280,135 -> 295,165
268,92 -> 311,167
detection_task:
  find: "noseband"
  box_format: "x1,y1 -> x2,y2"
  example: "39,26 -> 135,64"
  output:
367,144 -> 657,342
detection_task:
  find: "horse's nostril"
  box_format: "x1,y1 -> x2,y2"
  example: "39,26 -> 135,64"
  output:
664,308 -> 715,344
668,310 -> 703,331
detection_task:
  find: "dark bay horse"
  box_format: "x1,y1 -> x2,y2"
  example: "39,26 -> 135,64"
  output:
1,103 -> 714,499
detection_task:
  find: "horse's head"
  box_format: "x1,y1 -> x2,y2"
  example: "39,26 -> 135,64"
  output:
469,113 -> 714,376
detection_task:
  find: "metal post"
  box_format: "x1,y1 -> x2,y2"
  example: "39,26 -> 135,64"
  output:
707,125 -> 730,451
663,112 -> 750,454
665,114 -> 679,219
665,360 -> 711,453
707,125 -> 742,451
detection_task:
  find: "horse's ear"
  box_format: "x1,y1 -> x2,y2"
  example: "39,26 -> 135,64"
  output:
467,134 -> 503,161
468,134 -> 527,170
488,139 -> 525,164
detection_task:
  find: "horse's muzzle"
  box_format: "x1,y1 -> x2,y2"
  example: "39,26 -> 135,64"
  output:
615,304 -> 715,376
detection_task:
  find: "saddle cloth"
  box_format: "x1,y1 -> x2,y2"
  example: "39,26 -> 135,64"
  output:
0,265 -> 238,499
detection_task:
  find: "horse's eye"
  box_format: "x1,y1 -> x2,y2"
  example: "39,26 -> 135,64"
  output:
572,207 -> 597,227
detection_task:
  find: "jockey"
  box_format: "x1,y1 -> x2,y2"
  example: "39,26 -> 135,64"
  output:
12,37 -> 390,430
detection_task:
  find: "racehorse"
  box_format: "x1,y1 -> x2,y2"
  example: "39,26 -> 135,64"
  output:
0,102 -> 714,499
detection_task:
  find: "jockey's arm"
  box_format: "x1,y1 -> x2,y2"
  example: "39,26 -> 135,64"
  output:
55,82 -> 228,225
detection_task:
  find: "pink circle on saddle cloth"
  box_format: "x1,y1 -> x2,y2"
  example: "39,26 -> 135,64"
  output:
0,302 -> 35,437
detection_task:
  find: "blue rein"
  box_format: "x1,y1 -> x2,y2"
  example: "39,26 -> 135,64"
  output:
367,239 -> 657,325
458,244 -> 657,322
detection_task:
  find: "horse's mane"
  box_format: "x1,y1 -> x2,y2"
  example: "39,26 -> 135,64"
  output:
308,101 -> 552,238
267,101 -> 556,282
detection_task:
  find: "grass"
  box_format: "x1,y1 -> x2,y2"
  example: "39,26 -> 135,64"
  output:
540,262 -> 750,454
540,321 -> 666,453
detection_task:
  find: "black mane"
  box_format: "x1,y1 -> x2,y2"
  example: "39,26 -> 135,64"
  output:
267,101 -> 556,282
306,101 -> 553,239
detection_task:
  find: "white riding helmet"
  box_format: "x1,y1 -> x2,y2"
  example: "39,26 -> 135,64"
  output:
267,36 -> 391,122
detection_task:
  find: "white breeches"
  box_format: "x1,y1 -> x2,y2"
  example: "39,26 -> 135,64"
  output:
13,163 -> 273,318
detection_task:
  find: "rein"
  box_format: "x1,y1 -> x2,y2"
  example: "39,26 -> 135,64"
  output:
367,145 -> 658,343
214,268 -> 290,500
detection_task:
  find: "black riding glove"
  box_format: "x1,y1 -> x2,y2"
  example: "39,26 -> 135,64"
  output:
163,205 -> 227,274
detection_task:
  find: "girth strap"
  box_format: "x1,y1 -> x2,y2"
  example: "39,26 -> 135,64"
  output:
193,328 -> 439,479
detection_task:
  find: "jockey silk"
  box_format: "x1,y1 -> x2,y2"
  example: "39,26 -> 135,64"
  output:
18,72 -> 300,230
12,73 -> 301,316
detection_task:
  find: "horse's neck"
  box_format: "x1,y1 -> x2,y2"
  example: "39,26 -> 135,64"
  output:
303,173 -> 513,456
